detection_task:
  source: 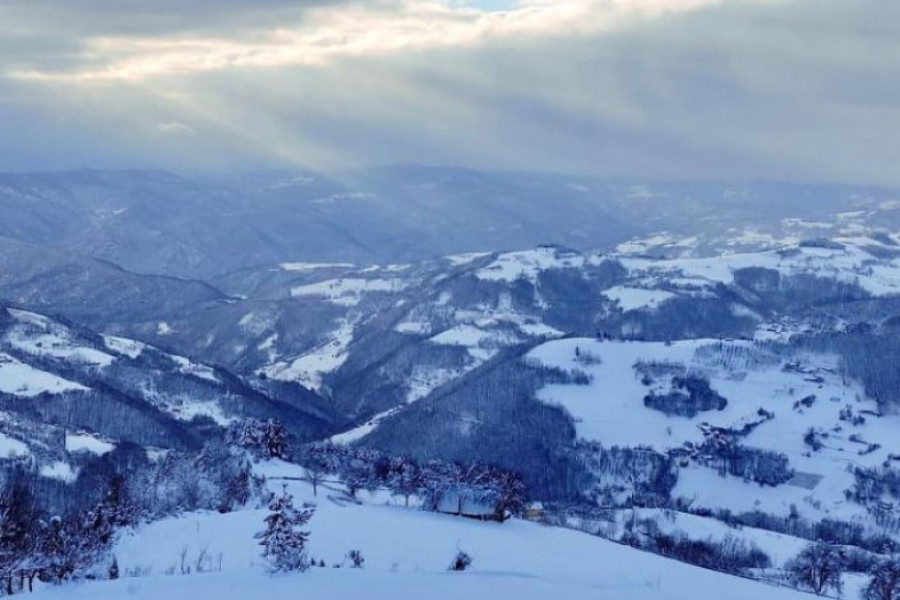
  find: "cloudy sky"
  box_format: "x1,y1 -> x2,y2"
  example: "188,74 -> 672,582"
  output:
0,0 -> 897,185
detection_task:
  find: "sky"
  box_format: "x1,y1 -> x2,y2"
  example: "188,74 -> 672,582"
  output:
0,0 -> 897,185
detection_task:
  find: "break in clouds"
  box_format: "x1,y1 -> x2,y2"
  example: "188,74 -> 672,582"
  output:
0,0 -> 897,185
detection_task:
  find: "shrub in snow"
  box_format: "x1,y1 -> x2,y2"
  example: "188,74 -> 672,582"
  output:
784,542 -> 844,596
449,551 -> 472,572
804,428 -> 824,452
256,487 -> 315,573
346,550 -> 365,569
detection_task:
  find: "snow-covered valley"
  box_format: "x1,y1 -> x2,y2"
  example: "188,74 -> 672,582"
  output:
3,172 -> 900,599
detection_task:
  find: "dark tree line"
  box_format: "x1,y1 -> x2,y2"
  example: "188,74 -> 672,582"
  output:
692,426 -> 793,487
624,519 -> 771,576
0,470 -> 130,594
643,374 -> 727,418
568,443 -> 677,509
296,443 -> 526,520
0,419 -> 279,595
678,503 -> 900,557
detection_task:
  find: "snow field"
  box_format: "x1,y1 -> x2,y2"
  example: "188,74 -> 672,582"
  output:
528,337 -> 893,522
27,462 -> 814,600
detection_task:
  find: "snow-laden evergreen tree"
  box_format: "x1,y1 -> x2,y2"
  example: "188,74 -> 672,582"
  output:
84,474 -> 135,547
264,419 -> 287,460
196,440 -> 265,511
227,418 -> 288,460
256,486 -> 315,573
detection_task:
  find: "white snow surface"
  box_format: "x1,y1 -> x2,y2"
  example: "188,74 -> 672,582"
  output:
5,309 -> 115,367
603,286 -> 676,311
39,461 -> 78,483
429,323 -> 519,362
528,337 -> 895,521
279,261 -> 355,271
102,335 -> 147,359
605,508 -> 808,568
619,239 -> 900,297
291,278 -> 408,306
65,433 -> 116,455
0,432 -> 30,458
168,355 -> 220,384
28,462 -> 812,600
329,406 -> 404,445
0,352 -> 88,397
476,247 -> 590,282
261,319 -> 354,390
445,251 -> 491,266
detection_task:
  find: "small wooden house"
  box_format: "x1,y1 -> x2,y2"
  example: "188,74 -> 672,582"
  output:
432,489 -> 505,522
524,502 -> 544,522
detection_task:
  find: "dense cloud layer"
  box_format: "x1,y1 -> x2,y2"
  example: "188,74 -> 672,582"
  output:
0,0 -> 897,185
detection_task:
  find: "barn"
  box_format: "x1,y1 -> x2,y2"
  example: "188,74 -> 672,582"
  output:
431,489 -> 505,522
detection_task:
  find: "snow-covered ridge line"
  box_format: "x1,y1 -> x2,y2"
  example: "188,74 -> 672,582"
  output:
291,277 -> 409,306
279,261 -> 356,271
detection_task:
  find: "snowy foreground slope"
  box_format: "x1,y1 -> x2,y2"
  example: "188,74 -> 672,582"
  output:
29,462 -> 809,600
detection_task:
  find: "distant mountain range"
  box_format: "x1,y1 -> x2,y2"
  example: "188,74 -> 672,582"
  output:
4,165 -> 900,522
2,166 -> 898,279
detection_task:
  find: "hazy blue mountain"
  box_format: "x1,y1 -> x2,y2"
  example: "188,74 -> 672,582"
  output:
4,166 -> 898,281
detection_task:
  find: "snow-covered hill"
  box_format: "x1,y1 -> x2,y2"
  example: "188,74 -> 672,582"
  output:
27,462 -> 812,600
0,305 -> 329,480
257,234 -> 896,437
4,171 -> 900,599
527,336 -> 893,523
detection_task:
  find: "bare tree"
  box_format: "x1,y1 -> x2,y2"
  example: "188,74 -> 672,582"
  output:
864,557 -> 900,600
785,542 -> 844,596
